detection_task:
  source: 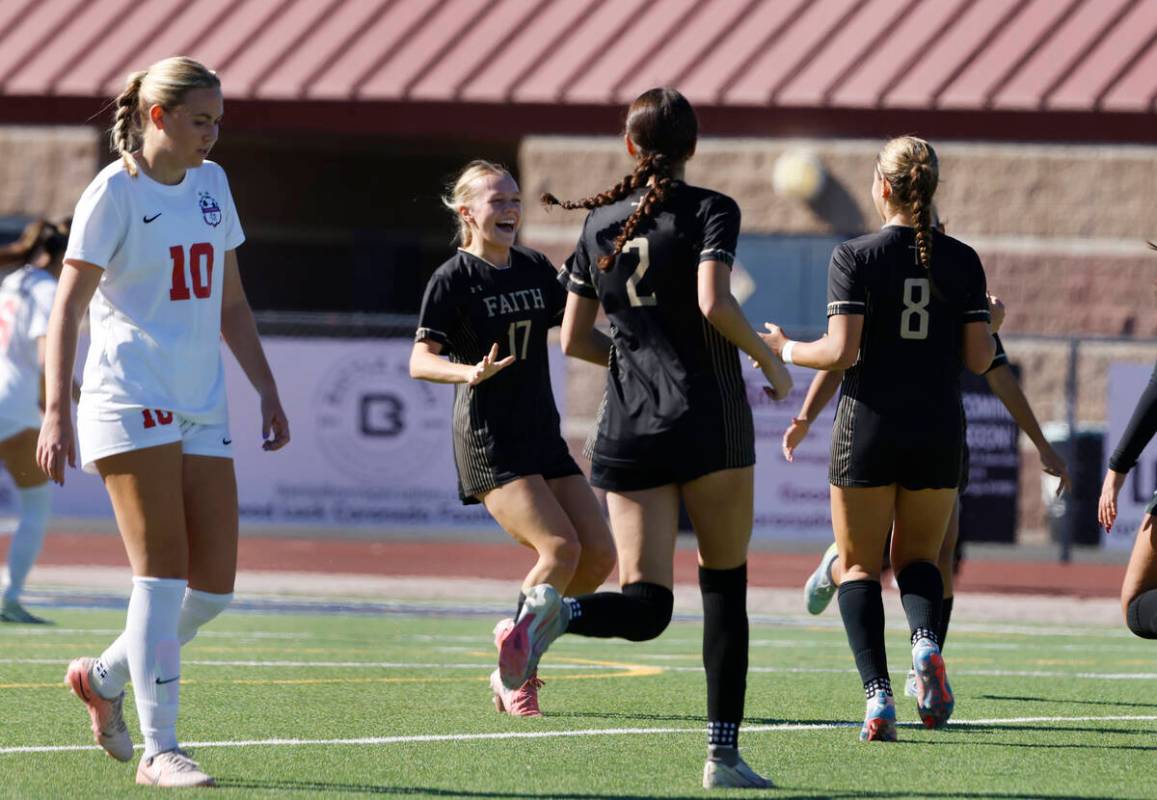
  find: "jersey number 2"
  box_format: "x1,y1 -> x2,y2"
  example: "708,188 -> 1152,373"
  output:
900,278 -> 930,340
623,237 -> 656,307
169,243 -> 214,301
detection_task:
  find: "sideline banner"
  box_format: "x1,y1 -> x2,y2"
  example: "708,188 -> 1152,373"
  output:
1106,362 -> 1156,550
748,365 -> 837,540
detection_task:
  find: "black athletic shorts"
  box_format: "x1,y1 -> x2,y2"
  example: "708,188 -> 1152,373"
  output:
457,434 -> 582,505
589,431 -> 755,493
829,395 -> 962,491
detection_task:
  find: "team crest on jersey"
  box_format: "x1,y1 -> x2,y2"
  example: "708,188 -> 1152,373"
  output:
198,192 -> 222,227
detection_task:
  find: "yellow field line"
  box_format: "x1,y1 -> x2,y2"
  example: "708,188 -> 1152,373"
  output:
0,653 -> 663,690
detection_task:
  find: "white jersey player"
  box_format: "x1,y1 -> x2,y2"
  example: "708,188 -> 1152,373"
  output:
0,220 -> 66,624
37,57 -> 289,789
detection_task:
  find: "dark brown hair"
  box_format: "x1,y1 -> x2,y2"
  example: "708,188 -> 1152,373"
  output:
0,219 -> 69,269
542,87 -> 697,270
877,136 -> 939,269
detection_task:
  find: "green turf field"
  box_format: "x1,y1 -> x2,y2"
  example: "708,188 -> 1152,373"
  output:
1,603 -> 1155,799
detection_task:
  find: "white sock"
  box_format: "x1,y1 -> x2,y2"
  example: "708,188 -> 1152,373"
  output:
2,484 -> 51,604
92,587 -> 234,700
125,576 -> 185,758
177,588 -> 233,645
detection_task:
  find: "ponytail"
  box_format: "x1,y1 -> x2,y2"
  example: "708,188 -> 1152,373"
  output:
111,70 -> 147,177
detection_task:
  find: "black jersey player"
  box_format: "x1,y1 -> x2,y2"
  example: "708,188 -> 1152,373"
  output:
496,88 -> 792,790
762,137 -> 997,741
1098,335 -> 1157,641
410,161 -> 615,717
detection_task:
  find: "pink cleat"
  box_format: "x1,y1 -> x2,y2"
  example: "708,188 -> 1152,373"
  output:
136,749 -> 215,788
489,669 -> 544,717
64,657 -> 134,762
497,584 -> 567,690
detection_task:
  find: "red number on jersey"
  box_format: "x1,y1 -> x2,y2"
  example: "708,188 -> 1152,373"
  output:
141,409 -> 175,429
169,243 -> 214,302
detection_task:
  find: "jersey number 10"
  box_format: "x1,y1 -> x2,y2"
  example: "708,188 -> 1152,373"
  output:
169,243 -> 214,301
900,278 -> 930,340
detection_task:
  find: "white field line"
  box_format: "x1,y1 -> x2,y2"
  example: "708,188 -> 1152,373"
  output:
0,628 -> 310,640
2,657 -> 1153,681
3,715 -> 1155,756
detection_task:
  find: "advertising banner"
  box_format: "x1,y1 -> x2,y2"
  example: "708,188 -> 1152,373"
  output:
958,368 -> 1019,543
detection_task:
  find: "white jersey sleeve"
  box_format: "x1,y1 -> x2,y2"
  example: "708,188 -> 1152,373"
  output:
65,171 -> 128,269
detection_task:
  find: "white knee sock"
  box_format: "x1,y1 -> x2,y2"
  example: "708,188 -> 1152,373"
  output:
177,588 -> 233,644
124,576 -> 185,758
2,484 -> 51,604
92,587 -> 233,700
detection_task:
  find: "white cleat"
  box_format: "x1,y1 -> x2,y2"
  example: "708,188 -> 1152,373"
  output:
804,542 -> 840,615
136,749 -> 216,788
64,657 -> 134,762
703,755 -> 774,789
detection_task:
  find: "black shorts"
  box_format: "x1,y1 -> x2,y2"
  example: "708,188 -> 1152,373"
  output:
590,435 -> 755,493
457,435 -> 582,505
829,396 -> 962,491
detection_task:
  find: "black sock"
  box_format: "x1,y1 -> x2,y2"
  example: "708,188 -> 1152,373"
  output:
896,561 -> 943,647
564,582 -> 673,641
837,579 -> 889,694
515,592 -> 527,621
938,596 -> 955,651
1126,589 -> 1157,639
701,564 -> 748,750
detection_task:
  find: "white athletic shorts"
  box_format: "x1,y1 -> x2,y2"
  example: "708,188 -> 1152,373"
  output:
78,408 -> 233,473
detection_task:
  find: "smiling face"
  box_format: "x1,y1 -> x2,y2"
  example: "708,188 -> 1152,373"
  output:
148,87 -> 223,170
460,172 -> 521,250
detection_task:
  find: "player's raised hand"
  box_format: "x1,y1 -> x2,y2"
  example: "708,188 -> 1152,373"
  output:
469,343 -> 515,387
782,417 -> 810,462
1098,468 -> 1126,532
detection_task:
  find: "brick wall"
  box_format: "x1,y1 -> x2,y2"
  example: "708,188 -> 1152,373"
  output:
0,126 -> 100,219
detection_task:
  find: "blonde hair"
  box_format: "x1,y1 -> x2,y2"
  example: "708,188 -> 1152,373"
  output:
441,160 -> 513,247
111,56 -> 221,177
877,135 -> 938,269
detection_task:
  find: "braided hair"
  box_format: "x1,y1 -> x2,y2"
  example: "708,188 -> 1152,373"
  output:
109,57 -> 220,178
877,136 -> 939,269
542,87 -> 697,271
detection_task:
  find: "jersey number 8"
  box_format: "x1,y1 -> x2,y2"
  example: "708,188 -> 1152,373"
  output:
900,278 -> 930,340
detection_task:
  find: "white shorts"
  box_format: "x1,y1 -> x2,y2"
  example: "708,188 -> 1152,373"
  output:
78,408 -> 233,474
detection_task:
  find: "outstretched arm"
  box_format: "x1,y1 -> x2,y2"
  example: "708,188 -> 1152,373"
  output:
783,369 -> 843,462
985,363 -> 1070,495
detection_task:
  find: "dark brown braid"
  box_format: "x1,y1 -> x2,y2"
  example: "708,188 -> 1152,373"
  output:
908,159 -> 937,270
541,87 -> 698,272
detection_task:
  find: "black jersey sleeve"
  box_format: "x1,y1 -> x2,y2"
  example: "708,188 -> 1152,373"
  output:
564,222 -> 598,299
415,267 -> 458,350
985,333 -> 1009,373
698,193 -> 740,267
1109,363 -> 1157,473
959,248 -> 991,324
540,254 -> 567,325
826,244 -> 866,316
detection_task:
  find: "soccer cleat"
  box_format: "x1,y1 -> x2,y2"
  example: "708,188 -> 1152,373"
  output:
497,584 -> 568,690
804,542 -> 839,615
912,637 -> 954,728
64,657 -> 134,762
489,668 -> 544,717
492,617 -> 516,650
904,668 -> 918,698
1,600 -> 50,624
860,690 -> 898,742
703,754 -> 774,789
135,749 -> 215,788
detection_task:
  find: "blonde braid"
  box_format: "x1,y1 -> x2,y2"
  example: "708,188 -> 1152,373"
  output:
111,70 -> 147,177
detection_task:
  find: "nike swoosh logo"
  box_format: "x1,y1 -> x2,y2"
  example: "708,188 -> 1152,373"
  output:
143,213 -> 162,223
155,675 -> 180,685
222,437 -> 232,445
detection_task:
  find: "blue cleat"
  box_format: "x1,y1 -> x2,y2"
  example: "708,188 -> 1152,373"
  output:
860,689 -> 898,742
912,637 -> 954,728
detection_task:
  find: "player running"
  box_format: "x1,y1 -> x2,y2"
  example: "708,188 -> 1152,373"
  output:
498,88 -> 792,789
0,219 -> 67,624
411,160 -> 615,718
39,57 -> 289,788
1098,317 -> 1157,641
761,136 -> 996,741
